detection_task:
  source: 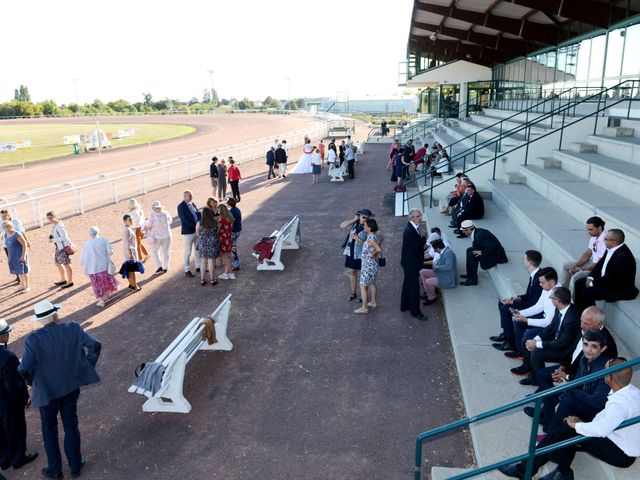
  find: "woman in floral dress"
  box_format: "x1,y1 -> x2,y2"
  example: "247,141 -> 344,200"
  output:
197,207 -> 220,285
354,219 -> 382,314
217,204 -> 235,280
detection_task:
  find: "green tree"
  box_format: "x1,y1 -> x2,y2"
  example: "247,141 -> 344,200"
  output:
142,93 -> 153,108
14,85 -> 31,102
263,96 -> 281,109
295,97 -> 306,109
107,99 -> 133,113
285,100 -> 297,110
40,99 -> 59,116
237,97 -> 256,110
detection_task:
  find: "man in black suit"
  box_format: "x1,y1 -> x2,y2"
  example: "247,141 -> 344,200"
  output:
401,209 -> 428,321
177,190 -> 202,277
574,228 -> 639,313
491,250 -> 543,352
459,220 -> 508,286
274,143 -> 287,178
511,287 -> 581,386
453,184 -> 485,237
0,319 -> 38,472
265,147 -> 276,180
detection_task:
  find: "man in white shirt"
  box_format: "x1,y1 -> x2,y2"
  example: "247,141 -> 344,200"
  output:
499,357 -> 639,480
562,216 -> 606,291
506,267 -> 560,361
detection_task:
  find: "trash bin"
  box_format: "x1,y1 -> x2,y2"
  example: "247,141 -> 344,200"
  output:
73,143 -> 79,155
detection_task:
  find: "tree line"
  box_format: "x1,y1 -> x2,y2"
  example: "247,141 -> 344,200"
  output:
0,86 -> 308,118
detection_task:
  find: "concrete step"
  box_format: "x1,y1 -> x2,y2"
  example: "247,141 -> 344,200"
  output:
472,114 -> 550,136
603,126 -> 635,137
489,180 -> 640,357
568,142 -> 597,153
519,164 -> 640,256
550,149 -> 640,204
585,133 -> 640,163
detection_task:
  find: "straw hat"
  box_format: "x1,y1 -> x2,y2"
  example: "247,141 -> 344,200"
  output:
32,300 -> 61,324
0,319 -> 13,335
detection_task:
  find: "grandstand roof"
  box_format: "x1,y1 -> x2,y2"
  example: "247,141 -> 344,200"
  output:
408,0 -> 640,66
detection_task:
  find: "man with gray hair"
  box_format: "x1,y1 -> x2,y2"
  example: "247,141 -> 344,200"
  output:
401,208 -> 427,321
19,300 -> 101,479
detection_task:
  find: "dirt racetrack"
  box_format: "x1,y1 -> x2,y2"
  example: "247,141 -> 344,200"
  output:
0,113 -> 323,196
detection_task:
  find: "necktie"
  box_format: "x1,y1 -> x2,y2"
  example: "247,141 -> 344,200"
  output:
553,310 -> 563,341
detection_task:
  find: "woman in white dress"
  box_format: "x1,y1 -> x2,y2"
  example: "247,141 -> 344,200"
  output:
289,140 -> 315,174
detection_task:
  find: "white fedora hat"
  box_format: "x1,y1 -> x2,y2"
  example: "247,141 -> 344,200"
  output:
0,318 -> 13,335
32,300 -> 61,324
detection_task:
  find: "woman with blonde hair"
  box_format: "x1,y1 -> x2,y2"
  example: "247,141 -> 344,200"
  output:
144,201 -> 172,274
80,226 -> 119,307
47,210 -> 74,288
217,204 -> 235,280
2,220 -> 30,292
128,198 -> 150,262
196,207 -> 220,285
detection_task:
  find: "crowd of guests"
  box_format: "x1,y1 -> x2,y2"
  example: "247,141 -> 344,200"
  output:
1,190 -> 243,309
398,182 -> 639,478
388,138 -> 451,191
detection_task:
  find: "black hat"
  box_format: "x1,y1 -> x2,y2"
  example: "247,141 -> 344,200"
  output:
356,209 -> 374,217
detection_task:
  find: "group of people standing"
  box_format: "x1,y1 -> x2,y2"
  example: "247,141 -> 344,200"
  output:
209,156 -> 242,203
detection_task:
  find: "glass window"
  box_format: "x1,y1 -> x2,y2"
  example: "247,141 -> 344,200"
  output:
588,34 -> 606,80
622,23 -> 640,77
575,39 -> 591,81
605,28 -> 625,79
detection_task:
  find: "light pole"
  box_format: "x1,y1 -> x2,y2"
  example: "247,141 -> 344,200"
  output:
207,69 -> 215,107
286,77 -> 290,107
72,79 -> 80,106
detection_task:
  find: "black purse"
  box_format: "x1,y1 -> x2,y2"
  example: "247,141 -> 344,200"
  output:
378,257 -> 386,267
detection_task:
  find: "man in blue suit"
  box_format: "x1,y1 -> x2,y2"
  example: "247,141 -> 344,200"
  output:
19,301 -> 101,479
177,190 -> 201,277
491,250 -> 543,352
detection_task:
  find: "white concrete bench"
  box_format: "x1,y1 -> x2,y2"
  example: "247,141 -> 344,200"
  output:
127,294 -> 233,413
254,215 -> 301,271
329,160 -> 348,182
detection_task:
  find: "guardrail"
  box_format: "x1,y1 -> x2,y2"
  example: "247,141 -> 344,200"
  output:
0,123 -> 328,229
0,109 -> 297,121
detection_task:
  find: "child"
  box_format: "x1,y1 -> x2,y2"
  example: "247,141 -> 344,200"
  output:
311,147 -> 322,184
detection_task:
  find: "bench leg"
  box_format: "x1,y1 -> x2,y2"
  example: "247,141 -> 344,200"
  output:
142,353 -> 192,413
256,257 -> 285,271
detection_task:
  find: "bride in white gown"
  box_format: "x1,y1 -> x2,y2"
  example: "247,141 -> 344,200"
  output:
289,140 -> 315,174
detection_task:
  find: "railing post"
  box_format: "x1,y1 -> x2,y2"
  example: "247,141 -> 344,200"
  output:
429,173 -> 435,208
141,173 -> 147,194
493,141 -> 498,180
188,160 -> 193,180
524,398 -> 543,480
75,190 -> 85,214
33,199 -> 43,228
559,111 -> 566,150
524,127 -> 531,166
414,438 -> 423,480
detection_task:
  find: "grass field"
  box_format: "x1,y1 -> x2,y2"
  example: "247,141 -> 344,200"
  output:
0,123 -> 196,167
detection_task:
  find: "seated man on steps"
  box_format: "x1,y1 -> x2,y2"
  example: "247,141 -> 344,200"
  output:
491,251 -> 543,352
574,228 -> 639,314
499,357 -> 640,480
523,329 -> 611,434
459,220 -> 508,286
419,239 -> 457,306
503,267 -> 560,360
561,216 -> 606,292
536,306 -> 618,395
511,287 -> 580,386
453,184 -> 484,237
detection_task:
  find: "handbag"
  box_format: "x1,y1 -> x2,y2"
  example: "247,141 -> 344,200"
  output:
378,257 -> 386,267
108,259 -> 117,275
64,243 -> 77,255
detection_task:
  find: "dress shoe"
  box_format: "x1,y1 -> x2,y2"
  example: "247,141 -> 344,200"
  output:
422,298 -> 436,306
504,351 -> 523,360
538,467 -> 574,480
1,461 -> 10,470
412,313 -> 427,321
520,375 -> 537,386
155,267 -> 164,274
511,365 -> 532,376
185,271 -> 196,277
13,452 -> 38,468
489,333 -> 506,342
460,281 -> 477,286
492,341 -> 514,352
498,463 -> 525,479
71,458 -> 87,478
42,467 -> 63,479
457,234 -> 467,239
460,274 -> 468,278
453,229 -> 461,234
523,406 -> 545,420
60,282 -> 74,289
195,268 -> 201,273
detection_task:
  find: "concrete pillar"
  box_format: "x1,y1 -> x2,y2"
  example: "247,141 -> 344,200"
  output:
459,82 -> 468,119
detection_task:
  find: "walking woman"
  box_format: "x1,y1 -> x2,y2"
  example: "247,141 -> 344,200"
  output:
354,219 -> 382,314
80,226 -> 119,307
196,207 -> 220,285
47,211 -> 74,288
128,198 -> 150,262
217,204 -> 235,280
339,209 -> 370,302
121,214 -> 142,291
2,220 -> 30,292
145,201 -> 172,274
227,158 -> 241,202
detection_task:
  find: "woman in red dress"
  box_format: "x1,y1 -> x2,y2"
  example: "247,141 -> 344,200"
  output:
217,204 -> 235,280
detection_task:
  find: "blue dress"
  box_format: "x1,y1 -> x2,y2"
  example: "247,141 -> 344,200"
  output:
6,232 -> 29,275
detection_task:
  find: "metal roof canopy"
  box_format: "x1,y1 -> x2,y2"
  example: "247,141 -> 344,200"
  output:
408,0 -> 640,67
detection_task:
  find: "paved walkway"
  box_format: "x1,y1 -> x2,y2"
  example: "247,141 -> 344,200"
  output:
1,141 -> 471,479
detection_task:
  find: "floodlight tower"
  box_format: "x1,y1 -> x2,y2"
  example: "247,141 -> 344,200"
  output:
207,69 -> 215,105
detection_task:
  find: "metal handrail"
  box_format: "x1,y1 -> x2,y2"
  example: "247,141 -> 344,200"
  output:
414,356 -> 640,479
400,78 -> 640,212
398,98 -> 477,143
401,84 -> 602,186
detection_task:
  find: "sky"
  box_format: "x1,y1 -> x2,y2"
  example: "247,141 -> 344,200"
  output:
0,0 -> 414,105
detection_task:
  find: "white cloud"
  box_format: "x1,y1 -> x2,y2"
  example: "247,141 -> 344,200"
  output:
0,0 -> 413,104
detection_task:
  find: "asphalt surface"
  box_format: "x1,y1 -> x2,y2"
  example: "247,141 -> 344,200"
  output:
1,138 -> 472,480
